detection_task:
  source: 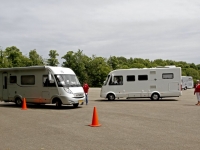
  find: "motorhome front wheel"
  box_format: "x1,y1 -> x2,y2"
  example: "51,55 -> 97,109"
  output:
73,103 -> 79,108
107,93 -> 115,101
55,99 -> 62,108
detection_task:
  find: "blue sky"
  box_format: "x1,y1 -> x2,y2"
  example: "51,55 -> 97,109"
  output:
0,0 -> 200,64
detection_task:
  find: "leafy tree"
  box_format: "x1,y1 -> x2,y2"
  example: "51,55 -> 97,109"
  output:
19,56 -> 33,67
130,63 -> 146,68
181,68 -> 187,76
127,58 -> 152,68
176,61 -> 188,68
185,68 -> 199,79
176,63 -> 184,68
196,64 -> 200,70
107,56 -> 119,70
118,64 -> 129,69
127,57 -> 134,68
189,63 -> 197,70
87,55 -> 111,87
47,50 -> 59,66
153,59 -> 167,66
73,50 -> 91,84
4,46 -> 24,67
165,60 -> 176,66
133,58 -> 145,64
0,48 -> 9,68
143,59 -> 152,68
150,62 -> 158,67
62,51 -> 76,68
29,49 -> 44,66
116,56 -> 129,69
62,49 -> 90,85
0,47 -> 5,67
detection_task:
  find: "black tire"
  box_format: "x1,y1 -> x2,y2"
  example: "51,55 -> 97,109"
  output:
151,93 -> 160,101
73,103 -> 79,108
184,87 -> 187,90
107,93 -> 115,101
55,99 -> 62,108
15,98 -> 22,106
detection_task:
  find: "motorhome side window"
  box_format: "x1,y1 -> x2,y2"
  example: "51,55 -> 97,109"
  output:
127,75 -> 135,81
109,76 -> 123,85
43,75 -> 56,87
10,76 -> 17,83
162,73 -> 174,79
138,75 -> 148,81
21,75 -> 35,85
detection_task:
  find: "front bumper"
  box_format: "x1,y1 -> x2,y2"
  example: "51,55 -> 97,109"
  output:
59,95 -> 85,105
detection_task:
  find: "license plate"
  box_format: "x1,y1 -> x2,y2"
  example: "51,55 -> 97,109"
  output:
76,93 -> 83,97
79,100 -> 83,104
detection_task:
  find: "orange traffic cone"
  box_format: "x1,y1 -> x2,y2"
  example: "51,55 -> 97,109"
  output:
22,98 -> 27,110
90,106 -> 101,127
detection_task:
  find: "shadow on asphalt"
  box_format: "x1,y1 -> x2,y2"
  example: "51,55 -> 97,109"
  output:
95,98 -> 178,102
0,103 -> 83,110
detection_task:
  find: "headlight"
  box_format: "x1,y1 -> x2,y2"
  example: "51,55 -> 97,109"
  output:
64,88 -> 73,94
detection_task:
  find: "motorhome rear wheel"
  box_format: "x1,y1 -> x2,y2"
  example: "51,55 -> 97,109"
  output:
15,98 -> 22,106
151,93 -> 160,101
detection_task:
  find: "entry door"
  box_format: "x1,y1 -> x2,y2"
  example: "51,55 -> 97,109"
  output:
2,73 -> 8,100
149,70 -> 157,81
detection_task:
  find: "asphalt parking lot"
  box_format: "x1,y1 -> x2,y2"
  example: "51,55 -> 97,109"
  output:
0,88 -> 200,150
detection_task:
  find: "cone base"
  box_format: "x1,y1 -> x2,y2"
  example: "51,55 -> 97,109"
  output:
90,124 -> 101,127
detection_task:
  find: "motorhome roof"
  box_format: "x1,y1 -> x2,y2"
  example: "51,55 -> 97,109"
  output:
0,66 -> 46,71
109,67 -> 180,74
0,66 -> 75,74
155,65 -> 176,68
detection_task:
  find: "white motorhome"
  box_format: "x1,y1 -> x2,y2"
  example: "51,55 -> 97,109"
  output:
100,66 -> 182,100
181,76 -> 194,90
0,66 -> 85,108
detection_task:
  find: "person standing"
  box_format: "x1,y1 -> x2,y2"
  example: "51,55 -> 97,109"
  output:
83,82 -> 89,105
194,80 -> 200,105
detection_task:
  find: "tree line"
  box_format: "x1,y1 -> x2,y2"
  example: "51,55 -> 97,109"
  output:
1,46 -> 200,87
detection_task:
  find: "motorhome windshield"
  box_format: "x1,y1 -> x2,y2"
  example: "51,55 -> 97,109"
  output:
54,74 -> 81,87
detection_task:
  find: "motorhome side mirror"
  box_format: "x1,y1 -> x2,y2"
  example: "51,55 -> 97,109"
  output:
111,74 -> 114,82
48,73 -> 52,81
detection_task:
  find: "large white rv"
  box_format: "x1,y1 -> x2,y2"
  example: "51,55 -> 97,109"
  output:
0,66 -> 85,108
181,76 -> 194,90
100,66 -> 182,100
